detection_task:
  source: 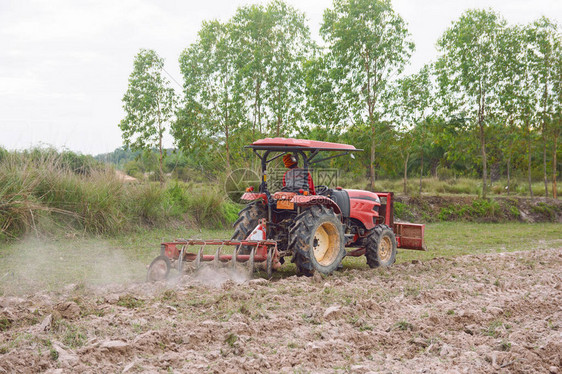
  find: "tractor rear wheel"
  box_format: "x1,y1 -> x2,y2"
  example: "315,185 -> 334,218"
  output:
362,224 -> 397,268
231,201 -> 266,254
289,205 -> 345,276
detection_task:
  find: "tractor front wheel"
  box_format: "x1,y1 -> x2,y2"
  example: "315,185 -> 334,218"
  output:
289,205 -> 345,276
362,225 -> 397,268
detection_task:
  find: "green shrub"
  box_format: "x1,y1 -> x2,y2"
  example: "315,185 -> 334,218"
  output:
394,201 -> 414,221
165,181 -> 191,217
223,202 -> 241,225
438,199 -> 501,221
186,187 -> 232,228
127,183 -> 167,225
531,202 -> 560,221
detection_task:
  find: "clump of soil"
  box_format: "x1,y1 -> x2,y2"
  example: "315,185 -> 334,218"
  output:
0,247 -> 560,373
396,195 -> 562,223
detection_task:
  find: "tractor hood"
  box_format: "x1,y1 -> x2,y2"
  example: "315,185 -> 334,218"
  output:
345,189 -> 381,205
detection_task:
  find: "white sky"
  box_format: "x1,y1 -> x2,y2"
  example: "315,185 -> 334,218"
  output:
0,0 -> 561,155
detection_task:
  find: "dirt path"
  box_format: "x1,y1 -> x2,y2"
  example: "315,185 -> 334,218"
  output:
0,248 -> 560,373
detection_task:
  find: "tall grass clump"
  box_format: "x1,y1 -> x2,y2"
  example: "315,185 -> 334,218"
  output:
0,149 -> 242,240
169,183 -> 239,228
0,155 -> 41,239
438,199 -> 502,221
0,150 -> 128,237
126,182 -> 168,225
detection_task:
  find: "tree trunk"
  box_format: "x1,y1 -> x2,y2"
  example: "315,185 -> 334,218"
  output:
403,153 -> 409,195
419,151 -> 424,195
554,130 -> 559,199
254,79 -> 262,137
224,99 -> 230,171
506,155 -> 511,196
527,124 -> 533,198
225,122 -> 230,171
478,87 -> 487,199
542,76 -> 549,197
480,123 -> 487,199
276,88 -> 281,137
158,131 -> 164,185
156,104 -> 164,185
369,124 -> 375,191
543,131 -> 548,197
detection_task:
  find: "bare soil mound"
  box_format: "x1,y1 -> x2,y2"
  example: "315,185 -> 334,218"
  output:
0,247 -> 561,373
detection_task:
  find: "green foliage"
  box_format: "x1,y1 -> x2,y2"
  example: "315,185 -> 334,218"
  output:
395,320 -> 413,331
438,199 -> 501,221
119,49 -> 176,182
531,202 -> 561,221
117,295 -> 145,309
394,201 -> 415,221
0,318 -> 12,331
321,0 -> 414,188
0,149 -> 240,241
174,1 -> 312,169
54,320 -> 87,348
436,9 -> 508,198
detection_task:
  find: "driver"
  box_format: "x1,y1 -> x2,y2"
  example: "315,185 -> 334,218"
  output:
282,154 -> 316,195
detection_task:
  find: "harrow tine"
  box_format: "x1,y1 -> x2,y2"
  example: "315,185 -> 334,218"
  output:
231,246 -> 239,270
213,246 -> 222,267
266,247 -> 273,279
195,245 -> 204,270
177,246 -> 185,274
247,247 -> 255,279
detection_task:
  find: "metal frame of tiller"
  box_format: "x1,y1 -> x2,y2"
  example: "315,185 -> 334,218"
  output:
150,239 -> 280,280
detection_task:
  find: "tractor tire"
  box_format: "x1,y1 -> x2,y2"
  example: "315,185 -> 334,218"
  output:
289,205 -> 345,276
231,201 -> 266,254
362,224 -> 397,268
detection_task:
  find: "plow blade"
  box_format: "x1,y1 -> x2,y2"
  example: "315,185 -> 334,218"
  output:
394,223 -> 426,251
147,239 -> 279,282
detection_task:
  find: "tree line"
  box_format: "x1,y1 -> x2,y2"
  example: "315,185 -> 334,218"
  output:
119,0 -> 562,198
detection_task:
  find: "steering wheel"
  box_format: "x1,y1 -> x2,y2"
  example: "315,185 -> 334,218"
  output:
315,185 -> 330,195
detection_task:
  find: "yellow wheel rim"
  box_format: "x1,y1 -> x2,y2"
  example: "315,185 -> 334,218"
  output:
378,236 -> 392,262
312,222 -> 340,266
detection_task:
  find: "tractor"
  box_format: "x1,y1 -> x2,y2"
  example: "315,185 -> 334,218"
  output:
147,138 -> 426,281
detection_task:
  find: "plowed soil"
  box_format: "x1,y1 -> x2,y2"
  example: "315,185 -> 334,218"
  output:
1,248 -> 561,373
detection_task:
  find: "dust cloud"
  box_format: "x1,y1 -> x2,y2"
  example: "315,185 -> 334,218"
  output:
189,264 -> 250,288
0,237 -> 147,295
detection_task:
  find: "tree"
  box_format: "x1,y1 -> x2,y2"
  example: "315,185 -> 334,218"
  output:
436,9 -> 507,198
496,24 -> 529,195
119,49 -> 176,183
177,20 -> 245,170
527,17 -> 561,197
552,45 -> 562,198
230,4 -> 272,137
175,1 -> 313,170
321,0 -> 414,190
393,64 -> 433,194
264,1 -> 312,136
302,53 -> 350,139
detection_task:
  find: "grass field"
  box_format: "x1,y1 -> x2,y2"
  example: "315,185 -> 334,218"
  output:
0,222 -> 560,294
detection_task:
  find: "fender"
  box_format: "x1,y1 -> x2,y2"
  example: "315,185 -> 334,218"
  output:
290,195 -> 342,215
241,192 -> 268,203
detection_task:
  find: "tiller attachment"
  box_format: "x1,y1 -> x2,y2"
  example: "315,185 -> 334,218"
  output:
147,219 -> 280,282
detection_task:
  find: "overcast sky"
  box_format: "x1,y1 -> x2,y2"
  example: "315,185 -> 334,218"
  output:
1,0 -> 561,155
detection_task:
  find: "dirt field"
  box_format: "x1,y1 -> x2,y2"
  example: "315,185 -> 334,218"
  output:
0,246 -> 560,373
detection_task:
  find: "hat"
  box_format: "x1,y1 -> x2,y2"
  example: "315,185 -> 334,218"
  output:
283,154 -> 297,168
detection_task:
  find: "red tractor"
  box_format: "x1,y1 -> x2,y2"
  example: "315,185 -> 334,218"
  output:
147,138 -> 425,281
